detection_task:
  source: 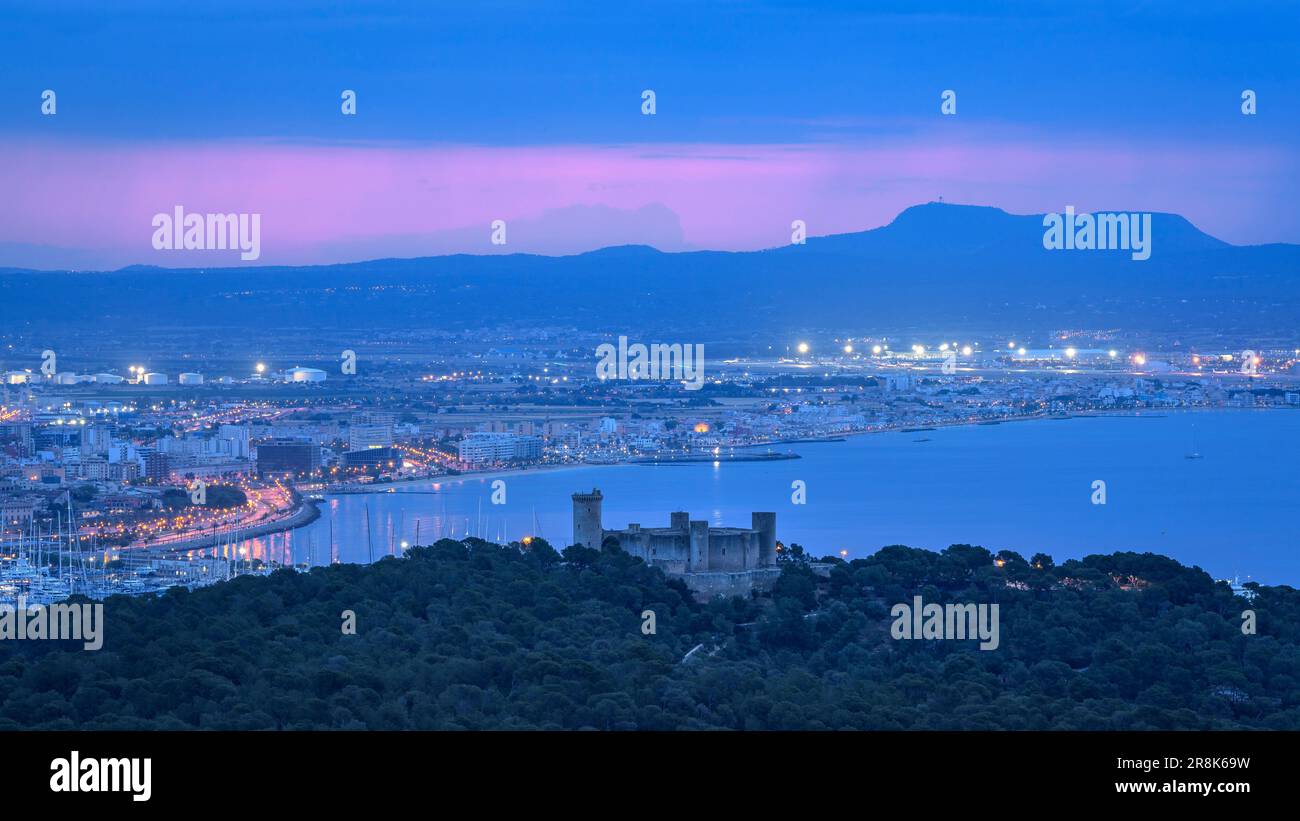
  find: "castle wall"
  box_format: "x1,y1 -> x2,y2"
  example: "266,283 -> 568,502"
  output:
707,530 -> 752,572
680,567 -> 783,600
648,533 -> 690,572
689,520 -> 709,572
605,528 -> 691,574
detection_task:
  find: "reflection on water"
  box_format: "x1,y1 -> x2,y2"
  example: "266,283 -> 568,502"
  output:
221,411 -> 1300,584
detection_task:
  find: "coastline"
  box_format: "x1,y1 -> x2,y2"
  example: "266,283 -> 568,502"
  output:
129,498 -> 322,556
317,405 -> 1284,493
226,405 -> 1289,547
835,404 -> 1286,443
325,460 -> 597,494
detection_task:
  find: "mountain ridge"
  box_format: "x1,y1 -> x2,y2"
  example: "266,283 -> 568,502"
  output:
0,201 -> 1280,276
3,202 -> 1297,336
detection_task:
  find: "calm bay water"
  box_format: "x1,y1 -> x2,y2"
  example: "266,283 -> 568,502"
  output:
240,409 -> 1300,585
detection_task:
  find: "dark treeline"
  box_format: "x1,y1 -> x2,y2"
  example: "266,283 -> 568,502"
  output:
1,538 -> 1296,730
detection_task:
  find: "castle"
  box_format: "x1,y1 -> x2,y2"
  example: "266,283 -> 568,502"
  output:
571,489 -> 782,599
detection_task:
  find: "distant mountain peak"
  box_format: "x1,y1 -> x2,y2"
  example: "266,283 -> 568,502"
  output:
803,200 -> 1231,256
575,244 -> 665,259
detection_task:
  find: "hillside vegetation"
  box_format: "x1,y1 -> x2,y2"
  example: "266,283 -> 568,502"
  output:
1,538 -> 1296,730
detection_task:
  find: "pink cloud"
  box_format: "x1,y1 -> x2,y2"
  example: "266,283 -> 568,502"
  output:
1,135 -> 1294,268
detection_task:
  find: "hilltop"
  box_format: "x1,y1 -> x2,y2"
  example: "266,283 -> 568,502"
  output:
1,538 -> 1295,730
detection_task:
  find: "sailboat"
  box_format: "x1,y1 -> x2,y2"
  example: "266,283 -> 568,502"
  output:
1185,421 -> 1203,459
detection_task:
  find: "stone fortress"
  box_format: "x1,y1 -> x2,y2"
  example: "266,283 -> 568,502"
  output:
571,489 -> 783,598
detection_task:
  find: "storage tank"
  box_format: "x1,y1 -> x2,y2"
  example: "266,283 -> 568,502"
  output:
288,367 -> 327,383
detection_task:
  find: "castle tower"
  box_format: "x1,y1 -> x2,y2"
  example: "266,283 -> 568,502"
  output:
670,511 -> 689,531
689,520 -> 710,571
571,489 -> 604,549
752,511 -> 776,566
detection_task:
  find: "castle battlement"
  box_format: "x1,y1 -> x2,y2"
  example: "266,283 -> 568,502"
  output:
571,489 -> 779,599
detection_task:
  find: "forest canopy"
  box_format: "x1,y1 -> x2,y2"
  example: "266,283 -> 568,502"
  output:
0,538 -> 1295,730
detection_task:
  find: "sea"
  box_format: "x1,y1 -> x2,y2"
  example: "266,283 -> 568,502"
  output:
236,409 -> 1300,586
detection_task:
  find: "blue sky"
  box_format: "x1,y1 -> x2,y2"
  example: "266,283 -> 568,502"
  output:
2,0 -> 1295,142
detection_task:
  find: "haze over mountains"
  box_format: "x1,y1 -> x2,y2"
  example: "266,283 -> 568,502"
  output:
3,203 -> 1297,339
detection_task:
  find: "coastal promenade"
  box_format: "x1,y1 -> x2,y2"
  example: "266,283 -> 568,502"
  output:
130,498 -> 321,557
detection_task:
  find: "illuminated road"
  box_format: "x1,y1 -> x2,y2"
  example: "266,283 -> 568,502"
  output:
119,479 -> 296,549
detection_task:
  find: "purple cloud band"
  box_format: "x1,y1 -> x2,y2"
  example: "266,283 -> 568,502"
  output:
2,135 -> 1293,268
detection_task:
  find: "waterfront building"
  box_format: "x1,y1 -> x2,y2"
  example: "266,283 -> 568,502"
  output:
458,432 -> 542,465
255,438 -> 322,476
349,423 -> 394,451
341,446 -> 400,472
